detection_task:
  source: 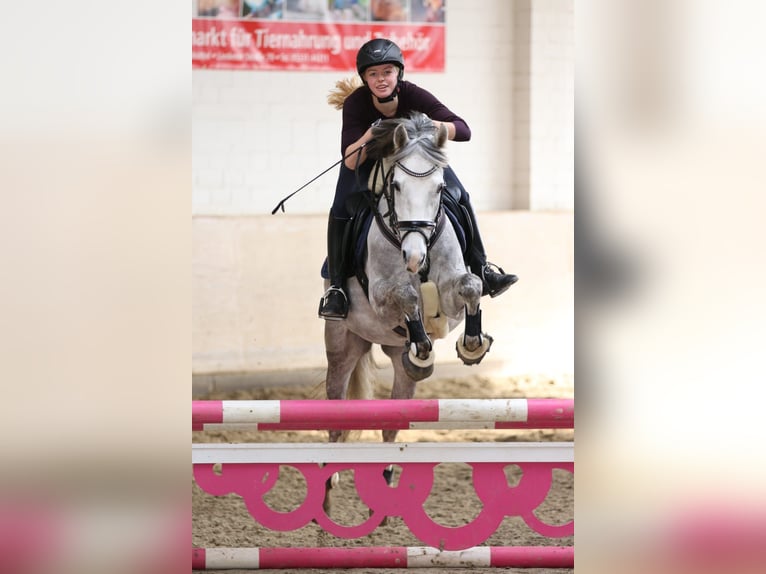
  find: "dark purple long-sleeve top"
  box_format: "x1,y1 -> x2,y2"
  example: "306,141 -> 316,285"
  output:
340,80 -> 471,155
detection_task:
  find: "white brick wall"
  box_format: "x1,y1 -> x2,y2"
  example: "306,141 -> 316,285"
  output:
192,0 -> 574,215
192,69 -> 341,214
529,0 -> 574,211
513,0 -> 532,209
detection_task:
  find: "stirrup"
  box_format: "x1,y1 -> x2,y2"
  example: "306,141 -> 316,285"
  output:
318,286 -> 349,320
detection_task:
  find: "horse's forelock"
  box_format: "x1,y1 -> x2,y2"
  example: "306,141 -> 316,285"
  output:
369,113 -> 448,168
391,135 -> 448,169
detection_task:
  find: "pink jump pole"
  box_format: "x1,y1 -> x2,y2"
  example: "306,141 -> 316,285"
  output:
192,546 -> 574,570
192,398 -> 574,431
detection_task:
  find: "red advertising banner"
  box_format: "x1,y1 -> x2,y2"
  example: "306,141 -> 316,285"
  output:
192,1 -> 446,72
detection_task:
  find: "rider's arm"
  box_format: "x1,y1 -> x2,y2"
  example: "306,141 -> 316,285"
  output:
340,90 -> 378,169
406,83 -> 471,142
343,125 -> 375,169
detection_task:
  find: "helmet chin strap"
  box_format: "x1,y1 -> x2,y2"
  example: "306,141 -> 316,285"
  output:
376,86 -> 400,104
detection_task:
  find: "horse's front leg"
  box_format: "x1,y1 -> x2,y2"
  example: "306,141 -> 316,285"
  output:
402,309 -> 435,379
370,279 -> 434,380
443,272 -> 494,365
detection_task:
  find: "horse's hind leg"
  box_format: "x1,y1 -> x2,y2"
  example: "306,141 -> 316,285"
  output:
380,344 -> 418,444
377,344 -> 419,525
323,321 -> 372,512
324,322 -> 371,403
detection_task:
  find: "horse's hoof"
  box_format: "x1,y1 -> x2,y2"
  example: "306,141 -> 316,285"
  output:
456,333 -> 494,365
322,473 -> 339,514
402,350 -> 434,380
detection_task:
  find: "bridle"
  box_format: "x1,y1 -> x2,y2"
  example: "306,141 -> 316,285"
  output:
371,159 -> 447,249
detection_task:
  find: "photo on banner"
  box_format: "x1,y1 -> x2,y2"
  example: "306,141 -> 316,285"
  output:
192,0 -> 446,72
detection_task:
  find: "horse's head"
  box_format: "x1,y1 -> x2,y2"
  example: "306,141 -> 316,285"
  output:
368,113 -> 449,273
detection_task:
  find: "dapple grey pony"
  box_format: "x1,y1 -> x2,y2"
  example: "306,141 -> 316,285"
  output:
322,112 -> 493,510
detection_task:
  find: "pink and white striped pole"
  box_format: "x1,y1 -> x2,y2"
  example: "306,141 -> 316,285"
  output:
191,546 -> 574,569
192,398 -> 573,431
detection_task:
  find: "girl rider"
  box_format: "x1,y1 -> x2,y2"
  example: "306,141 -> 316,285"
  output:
319,38 -> 518,319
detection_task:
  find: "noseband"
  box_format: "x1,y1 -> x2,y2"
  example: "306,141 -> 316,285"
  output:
373,159 -> 446,248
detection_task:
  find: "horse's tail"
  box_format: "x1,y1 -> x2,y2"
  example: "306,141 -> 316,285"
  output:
347,348 -> 377,400
338,348 -> 377,443
327,76 -> 362,110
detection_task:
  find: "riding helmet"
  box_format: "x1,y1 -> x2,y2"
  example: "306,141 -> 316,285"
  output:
356,38 -> 405,79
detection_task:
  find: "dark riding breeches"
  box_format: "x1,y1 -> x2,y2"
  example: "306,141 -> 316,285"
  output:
441,167 -> 487,269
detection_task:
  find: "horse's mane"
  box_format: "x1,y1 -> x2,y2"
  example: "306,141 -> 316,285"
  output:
366,113 -> 449,167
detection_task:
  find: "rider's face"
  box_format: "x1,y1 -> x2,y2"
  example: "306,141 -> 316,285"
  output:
363,64 -> 399,99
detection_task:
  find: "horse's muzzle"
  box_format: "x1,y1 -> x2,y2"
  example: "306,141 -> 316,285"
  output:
403,249 -> 426,273
400,227 -> 430,273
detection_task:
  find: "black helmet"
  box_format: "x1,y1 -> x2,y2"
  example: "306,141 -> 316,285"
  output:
356,38 -> 404,79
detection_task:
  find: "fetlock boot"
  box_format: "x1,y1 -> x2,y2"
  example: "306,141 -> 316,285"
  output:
318,215 -> 351,319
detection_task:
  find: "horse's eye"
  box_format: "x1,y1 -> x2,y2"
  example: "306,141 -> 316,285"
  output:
391,181 -> 401,192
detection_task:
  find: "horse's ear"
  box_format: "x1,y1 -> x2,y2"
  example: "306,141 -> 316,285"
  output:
393,123 -> 409,150
435,122 -> 449,147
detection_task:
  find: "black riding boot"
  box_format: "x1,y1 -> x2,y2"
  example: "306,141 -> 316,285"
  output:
461,197 -> 519,298
318,215 -> 351,320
